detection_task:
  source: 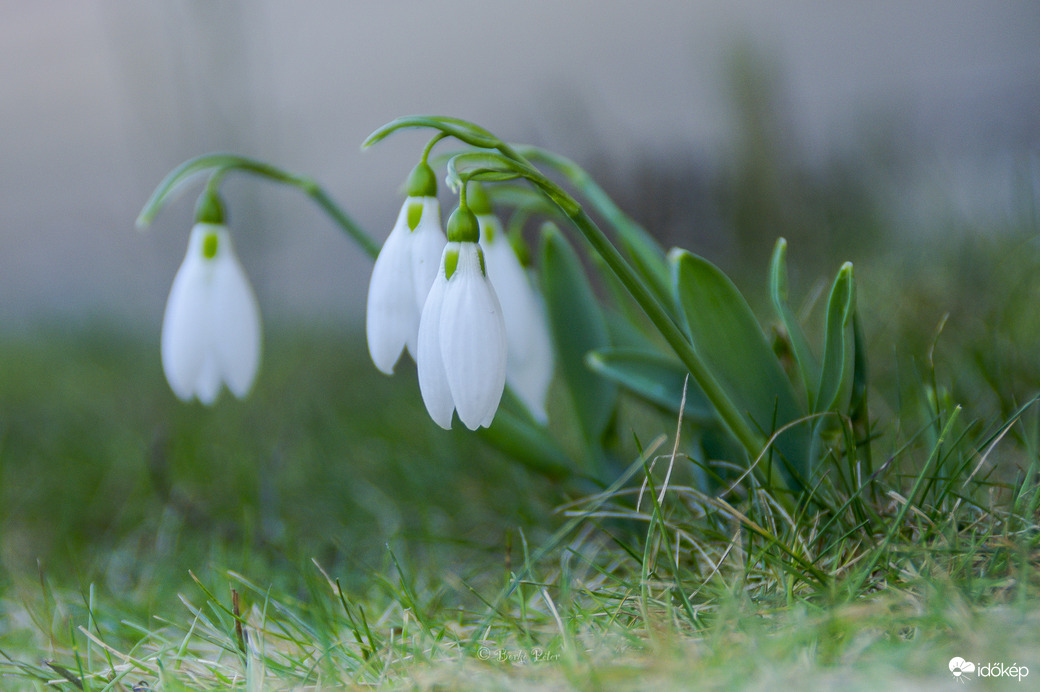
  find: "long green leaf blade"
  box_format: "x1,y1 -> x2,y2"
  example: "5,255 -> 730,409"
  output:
586,348 -> 714,424
540,225 -> 617,451
769,238 -> 820,406
815,263 -> 856,414
672,250 -> 810,486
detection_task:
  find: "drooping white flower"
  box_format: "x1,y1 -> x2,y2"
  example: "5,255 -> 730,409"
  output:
477,213 -> 554,423
161,223 -> 261,405
365,195 -> 446,374
417,238 -> 507,431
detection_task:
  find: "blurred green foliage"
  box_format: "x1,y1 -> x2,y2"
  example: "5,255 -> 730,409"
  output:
0,326 -> 557,603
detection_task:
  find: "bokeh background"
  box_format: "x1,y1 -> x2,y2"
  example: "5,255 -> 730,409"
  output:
2,1 -> 1038,332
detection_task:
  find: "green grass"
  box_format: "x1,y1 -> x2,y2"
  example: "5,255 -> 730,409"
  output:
2,231 -> 1040,690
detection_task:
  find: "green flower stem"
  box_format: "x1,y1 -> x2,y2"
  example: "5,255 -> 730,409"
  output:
516,145 -> 661,255
515,145 -> 675,314
307,184 -> 380,260
420,132 -> 449,164
137,153 -> 379,260
564,206 -> 771,473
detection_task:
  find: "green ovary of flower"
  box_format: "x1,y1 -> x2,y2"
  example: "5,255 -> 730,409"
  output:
447,206 -> 480,244
406,160 -> 438,198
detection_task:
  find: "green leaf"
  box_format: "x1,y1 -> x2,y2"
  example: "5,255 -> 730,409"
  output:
586,348 -> 714,424
540,225 -> 617,449
815,263 -> 856,414
769,238 -> 820,406
672,250 -> 811,487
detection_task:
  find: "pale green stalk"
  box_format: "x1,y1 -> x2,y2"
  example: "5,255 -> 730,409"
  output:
137,153 -> 379,260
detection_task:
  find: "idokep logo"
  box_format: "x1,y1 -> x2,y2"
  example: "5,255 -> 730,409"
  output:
949,656 -> 1030,682
949,657 -> 975,679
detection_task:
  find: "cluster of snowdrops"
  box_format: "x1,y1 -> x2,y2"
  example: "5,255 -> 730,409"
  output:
142,115 -> 865,496
158,144 -> 551,433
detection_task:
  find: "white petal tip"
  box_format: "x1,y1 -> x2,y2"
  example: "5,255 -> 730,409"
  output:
372,358 -> 397,376
196,392 -> 219,406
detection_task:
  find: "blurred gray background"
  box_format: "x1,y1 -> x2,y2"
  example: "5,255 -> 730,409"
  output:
2,1 -> 1038,333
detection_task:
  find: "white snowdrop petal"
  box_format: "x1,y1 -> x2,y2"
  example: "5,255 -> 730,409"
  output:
194,352 -> 222,405
408,197 -> 446,311
506,292 -> 553,424
479,215 -> 553,423
480,406 -> 497,429
416,260 -> 455,429
210,230 -> 262,398
160,223 -> 265,405
483,232 -> 533,358
525,325 -> 554,422
366,220 -> 418,374
441,244 -> 507,430
160,227 -> 212,401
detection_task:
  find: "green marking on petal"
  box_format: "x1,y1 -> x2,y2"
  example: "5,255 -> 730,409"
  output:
202,231 -> 219,259
445,247 -> 460,280
477,246 -> 487,276
407,201 -> 424,231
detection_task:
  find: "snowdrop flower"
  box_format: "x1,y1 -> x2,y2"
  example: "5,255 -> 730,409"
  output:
470,184 -> 554,423
161,222 -> 261,405
417,205 -> 507,430
366,162 -> 446,374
